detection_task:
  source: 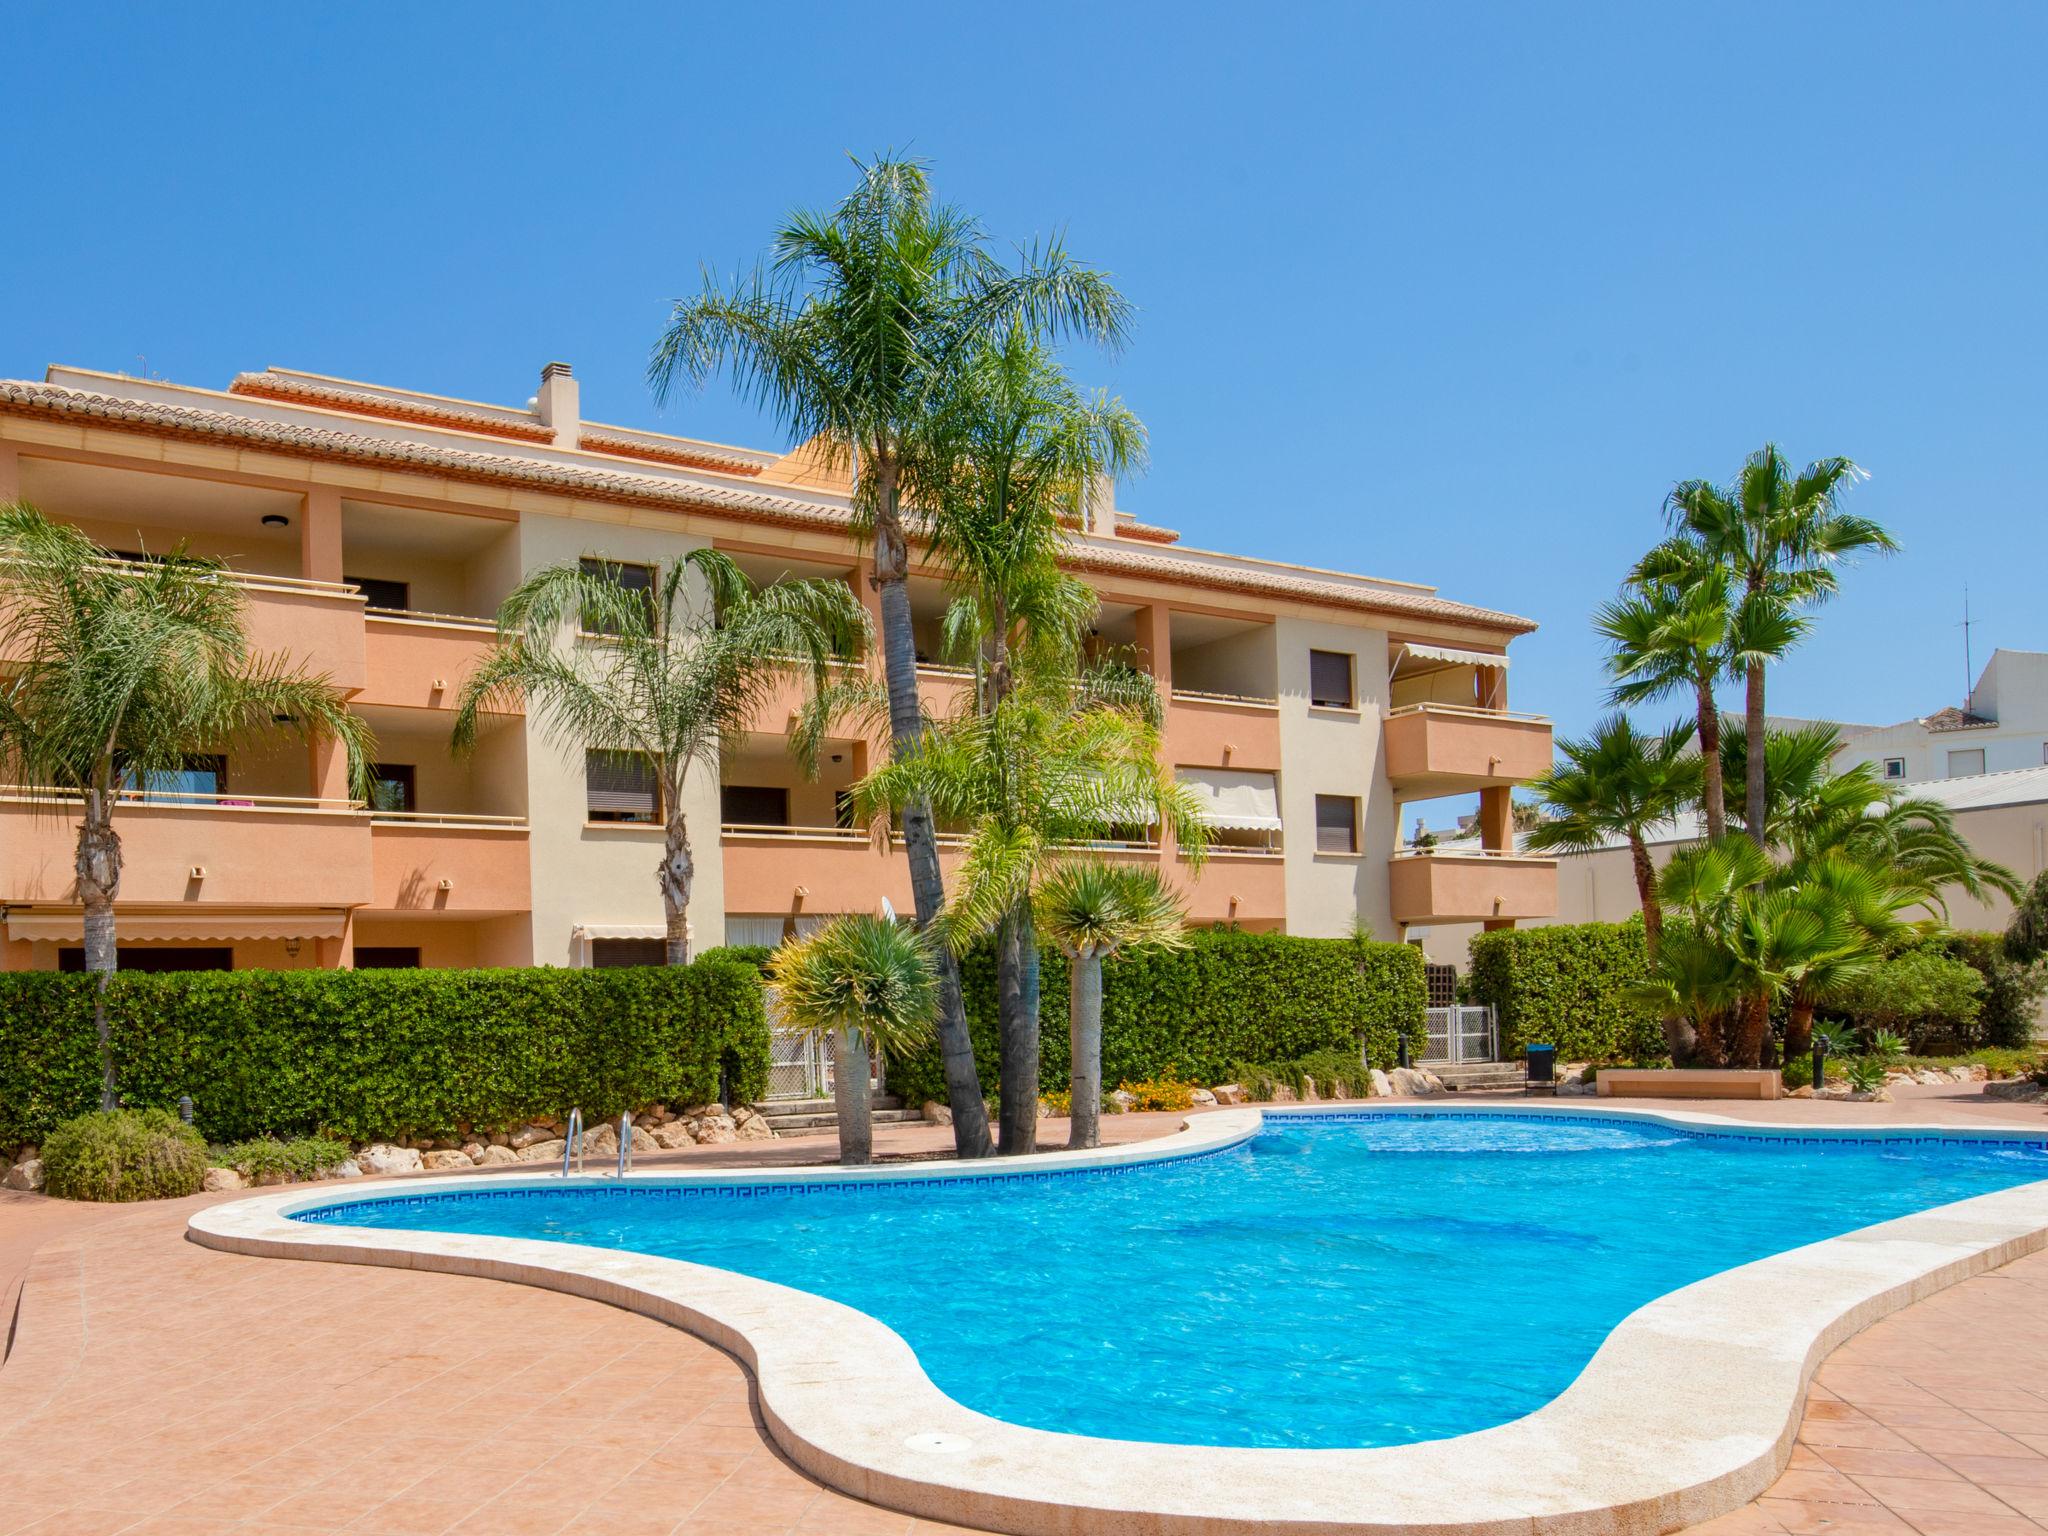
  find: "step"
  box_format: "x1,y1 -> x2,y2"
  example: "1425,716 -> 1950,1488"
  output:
759,1109 -> 929,1136
754,1094 -> 903,1116
1427,1063 -> 1528,1090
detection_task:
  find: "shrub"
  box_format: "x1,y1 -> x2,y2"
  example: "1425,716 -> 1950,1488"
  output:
1843,1056 -> 1888,1094
1824,950 -> 1985,1055
0,959 -> 769,1146
1941,932 -> 2048,1049
1119,1078 -> 1197,1111
885,929 -> 1425,1108
1217,1047 -> 1376,1101
42,1108 -> 209,1201
213,1135 -> 353,1183
1780,1056 -> 1813,1090
1467,918 -> 1664,1063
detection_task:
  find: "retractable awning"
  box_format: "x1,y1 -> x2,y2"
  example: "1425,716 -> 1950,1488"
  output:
1393,642 -> 1510,675
1,910 -> 348,943
1175,768 -> 1284,831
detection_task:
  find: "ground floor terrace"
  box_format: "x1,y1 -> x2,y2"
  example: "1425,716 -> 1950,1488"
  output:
6,1087 -> 2048,1536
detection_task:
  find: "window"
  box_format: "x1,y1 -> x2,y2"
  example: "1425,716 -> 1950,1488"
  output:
591,937 -> 666,967
354,947 -> 421,970
1309,649 -> 1355,709
369,763 -> 417,814
580,557 -> 656,635
348,575 -> 411,611
834,789 -> 858,829
721,784 -> 791,826
586,750 -> 661,823
129,754 -> 226,799
1947,748 -> 1986,779
59,947 -> 232,972
1883,757 -> 1906,780
1314,794 -> 1359,853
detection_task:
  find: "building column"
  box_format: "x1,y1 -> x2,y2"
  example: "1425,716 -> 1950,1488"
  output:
317,909 -> 356,970
301,486 -> 343,583
0,442 -> 20,503
1134,605 -> 1172,693
1478,783 -> 1515,933
1477,664 -> 1507,711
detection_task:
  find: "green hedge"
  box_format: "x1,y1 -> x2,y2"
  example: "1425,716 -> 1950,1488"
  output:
1468,918 -> 1665,1062
885,929 -> 1425,1106
0,960 -> 768,1147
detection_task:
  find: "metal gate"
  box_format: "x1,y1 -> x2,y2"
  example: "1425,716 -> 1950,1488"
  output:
1420,1005 -> 1498,1065
763,990 -> 886,1101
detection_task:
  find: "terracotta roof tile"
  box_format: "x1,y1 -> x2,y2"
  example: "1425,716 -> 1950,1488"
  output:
1921,706 -> 1998,732
228,372 -> 555,443
0,380 -> 1535,636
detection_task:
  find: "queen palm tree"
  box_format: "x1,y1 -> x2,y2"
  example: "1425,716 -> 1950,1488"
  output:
860,665 -> 1207,1153
649,154 -> 1130,1159
451,549 -> 864,965
1036,861 -> 1186,1150
0,503 -> 373,1107
1653,447 -> 1894,846
1525,715 -> 1698,956
769,914 -> 937,1166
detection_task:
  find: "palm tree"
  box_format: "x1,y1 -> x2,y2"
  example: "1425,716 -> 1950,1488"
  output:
768,914 -> 937,1165
649,154 -> 1130,1158
0,503 -> 372,1107
1525,715 -> 1698,956
1656,446 -> 1894,846
860,666 -> 1208,1153
1036,861 -> 1187,1149
1597,561 -> 1733,840
451,550 -> 864,965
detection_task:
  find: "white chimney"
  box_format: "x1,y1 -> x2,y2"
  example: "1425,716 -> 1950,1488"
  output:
1083,471 -> 1117,537
536,361 -> 579,448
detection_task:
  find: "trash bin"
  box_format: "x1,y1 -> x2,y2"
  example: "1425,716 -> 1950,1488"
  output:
1525,1044 -> 1557,1084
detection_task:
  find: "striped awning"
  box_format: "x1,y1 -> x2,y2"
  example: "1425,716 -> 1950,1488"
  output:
2,910 -> 348,943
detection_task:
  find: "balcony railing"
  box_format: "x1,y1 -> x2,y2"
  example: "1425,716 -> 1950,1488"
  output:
1169,688 -> 1278,709
1388,846 -> 1558,924
0,785 -> 359,814
369,810 -> 527,828
721,822 -> 869,842
1384,702 -> 1553,795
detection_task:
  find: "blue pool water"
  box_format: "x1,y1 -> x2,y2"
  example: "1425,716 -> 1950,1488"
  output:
297,1112 -> 2048,1449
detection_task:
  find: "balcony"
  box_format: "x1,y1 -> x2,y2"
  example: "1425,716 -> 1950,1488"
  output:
1383,704 -> 1553,797
0,788 -> 372,909
368,814 -> 531,914
720,824 -> 917,915
1176,847 -> 1285,926
238,574 -> 368,693
1388,848 -> 1557,925
1166,690 -> 1280,771
358,611 -> 509,712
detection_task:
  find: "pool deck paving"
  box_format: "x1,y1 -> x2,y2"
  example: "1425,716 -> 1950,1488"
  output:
3,1085 -> 2047,1536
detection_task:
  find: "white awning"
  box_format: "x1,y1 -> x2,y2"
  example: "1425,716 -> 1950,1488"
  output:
571,923 -> 667,941
1394,642 -> 1510,674
1175,768 -> 1283,831
2,911 -> 348,944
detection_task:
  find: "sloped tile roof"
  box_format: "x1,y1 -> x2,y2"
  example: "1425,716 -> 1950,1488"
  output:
1920,706 -> 1998,732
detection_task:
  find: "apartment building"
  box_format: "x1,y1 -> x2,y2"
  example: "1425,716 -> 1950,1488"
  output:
0,362 -> 1554,972
1833,649 -> 2048,787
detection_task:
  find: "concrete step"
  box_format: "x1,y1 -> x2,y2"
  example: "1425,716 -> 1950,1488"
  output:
1428,1063 -> 1527,1090
755,1094 -> 904,1116
760,1108 -> 929,1137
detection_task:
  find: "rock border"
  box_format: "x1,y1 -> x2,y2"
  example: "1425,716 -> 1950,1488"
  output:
188,1103 -> 2048,1536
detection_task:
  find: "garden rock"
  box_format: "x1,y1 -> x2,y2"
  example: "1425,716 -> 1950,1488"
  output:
923,1100 -> 953,1125
1387,1067 -> 1438,1097
507,1124 -> 554,1150
1189,1088 -> 1218,1106
472,1144 -> 518,1167
650,1123 -> 695,1151
1212,1083 -> 1246,1105
1367,1070 -> 1391,1098
1266,1084 -> 1297,1103
1557,1079 -> 1596,1097
515,1139 -> 567,1163
422,1150 -> 474,1171
732,1108 -> 773,1141
1109,1089 -> 1137,1113
687,1113 -> 737,1145
3,1158 -> 45,1192
357,1144 -> 424,1177
1786,1085 -> 1815,1099
1986,1079 -> 2046,1103
334,1160 -> 363,1179
460,1142 -> 487,1162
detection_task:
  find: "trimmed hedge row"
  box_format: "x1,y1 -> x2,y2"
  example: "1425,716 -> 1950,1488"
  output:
1467,918 -> 1665,1063
886,929 -> 1427,1106
0,961 -> 768,1146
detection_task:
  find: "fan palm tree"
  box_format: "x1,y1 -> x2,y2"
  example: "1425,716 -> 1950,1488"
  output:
859,666 -> 1208,1153
649,154 -> 1130,1159
1652,446 -> 1894,845
0,503 -> 373,1107
1597,555 -> 1733,840
1525,715 -> 1698,956
1036,861 -> 1186,1149
451,549 -> 865,965
768,914 -> 937,1165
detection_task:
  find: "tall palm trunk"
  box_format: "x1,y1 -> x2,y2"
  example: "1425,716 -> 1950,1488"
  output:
1744,662 -> 1768,849
658,804 -> 693,965
76,785 -> 123,1110
995,904 -> 1040,1153
1784,999 -> 1816,1064
1629,834 -> 1692,1064
832,1025 -> 873,1166
1067,947 -> 1104,1150
1732,992 -> 1771,1069
870,462 -> 995,1157
1694,673 -> 1725,842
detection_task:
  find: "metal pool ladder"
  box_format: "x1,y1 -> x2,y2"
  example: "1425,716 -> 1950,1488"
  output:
561,1108 -> 584,1177
617,1111 -> 634,1178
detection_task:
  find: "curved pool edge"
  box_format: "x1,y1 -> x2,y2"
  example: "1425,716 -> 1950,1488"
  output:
186,1103 -> 2048,1536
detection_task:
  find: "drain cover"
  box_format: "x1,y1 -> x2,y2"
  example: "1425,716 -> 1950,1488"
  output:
903,1431 -> 973,1454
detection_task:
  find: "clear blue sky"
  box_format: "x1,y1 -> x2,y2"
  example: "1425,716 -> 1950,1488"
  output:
6,3 -> 2043,746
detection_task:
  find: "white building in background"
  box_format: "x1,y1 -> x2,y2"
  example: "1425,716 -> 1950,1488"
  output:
1835,650 -> 2048,786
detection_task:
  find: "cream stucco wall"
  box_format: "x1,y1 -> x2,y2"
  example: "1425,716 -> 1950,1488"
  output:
1273,615 -> 1395,938
515,511 -> 726,965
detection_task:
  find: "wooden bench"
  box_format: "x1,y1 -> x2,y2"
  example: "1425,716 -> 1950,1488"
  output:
1596,1068 -> 1781,1101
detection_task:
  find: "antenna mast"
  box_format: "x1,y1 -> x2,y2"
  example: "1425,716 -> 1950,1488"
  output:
1959,586 -> 1976,710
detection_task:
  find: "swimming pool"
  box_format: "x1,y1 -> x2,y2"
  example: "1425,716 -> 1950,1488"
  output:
291,1109 -> 2048,1450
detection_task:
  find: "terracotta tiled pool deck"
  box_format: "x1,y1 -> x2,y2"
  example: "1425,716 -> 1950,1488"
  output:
4,1088 -> 2048,1536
